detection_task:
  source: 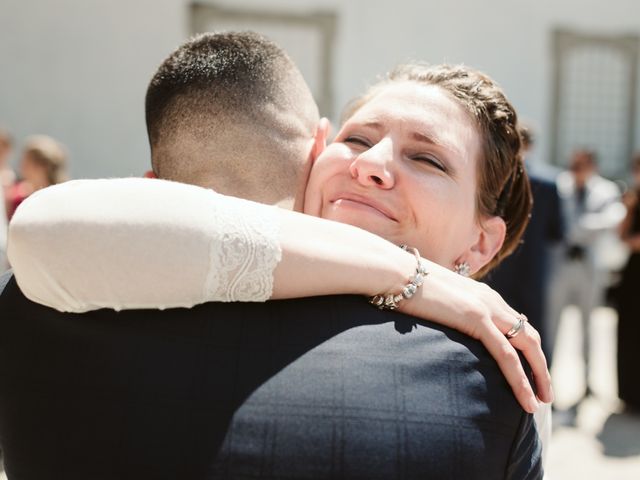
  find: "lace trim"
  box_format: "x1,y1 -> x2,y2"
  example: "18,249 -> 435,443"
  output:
203,193 -> 282,302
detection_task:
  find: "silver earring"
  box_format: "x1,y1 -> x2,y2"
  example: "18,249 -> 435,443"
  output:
454,262 -> 471,277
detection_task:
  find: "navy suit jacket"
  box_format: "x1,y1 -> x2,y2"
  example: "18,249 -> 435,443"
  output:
0,272 -> 542,479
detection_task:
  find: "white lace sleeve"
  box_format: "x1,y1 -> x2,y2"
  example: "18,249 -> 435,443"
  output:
8,178 -> 282,312
204,186 -> 282,302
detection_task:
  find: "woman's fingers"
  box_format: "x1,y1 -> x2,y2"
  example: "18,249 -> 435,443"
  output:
408,271 -> 553,411
475,284 -> 554,404
478,321 -> 540,413
507,322 -> 554,403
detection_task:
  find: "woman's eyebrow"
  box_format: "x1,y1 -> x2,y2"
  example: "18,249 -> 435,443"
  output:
356,120 -> 462,160
411,131 -> 461,157
361,121 -> 383,131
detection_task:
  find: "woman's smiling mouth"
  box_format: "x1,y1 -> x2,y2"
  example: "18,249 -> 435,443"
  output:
330,194 -> 398,222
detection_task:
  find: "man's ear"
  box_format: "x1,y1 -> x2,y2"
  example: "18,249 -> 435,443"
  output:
457,216 -> 506,275
312,117 -> 330,163
293,118 -> 331,212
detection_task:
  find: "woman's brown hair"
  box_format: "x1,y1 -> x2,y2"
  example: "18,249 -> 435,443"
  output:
342,64 -> 532,277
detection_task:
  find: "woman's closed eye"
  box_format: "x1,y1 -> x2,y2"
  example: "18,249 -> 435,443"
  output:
344,135 -> 372,149
411,154 -> 447,172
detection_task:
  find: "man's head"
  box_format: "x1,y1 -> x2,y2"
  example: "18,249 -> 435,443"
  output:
519,124 -> 534,155
20,135 -> 68,188
569,149 -> 596,188
145,31 -> 323,206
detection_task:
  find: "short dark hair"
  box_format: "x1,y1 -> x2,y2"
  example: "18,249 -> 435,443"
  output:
144,31 -> 318,204
570,149 -> 597,170
146,31 -> 292,150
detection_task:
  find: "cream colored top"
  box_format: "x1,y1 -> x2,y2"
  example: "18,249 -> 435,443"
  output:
8,178 -> 282,312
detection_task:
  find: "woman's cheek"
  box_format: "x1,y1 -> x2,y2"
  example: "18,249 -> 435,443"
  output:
302,171 -> 323,216
302,149 -> 341,216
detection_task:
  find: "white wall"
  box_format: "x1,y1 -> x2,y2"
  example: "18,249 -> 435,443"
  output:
0,0 -> 187,177
1,0 -> 640,178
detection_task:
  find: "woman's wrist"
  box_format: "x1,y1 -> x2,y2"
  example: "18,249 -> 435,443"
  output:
396,260 -> 474,330
273,211 -> 417,299
369,247 -> 429,311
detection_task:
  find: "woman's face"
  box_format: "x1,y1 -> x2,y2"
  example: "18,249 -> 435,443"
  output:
304,81 -> 488,269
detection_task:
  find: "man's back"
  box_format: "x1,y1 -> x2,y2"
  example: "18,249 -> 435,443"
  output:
0,273 -> 541,479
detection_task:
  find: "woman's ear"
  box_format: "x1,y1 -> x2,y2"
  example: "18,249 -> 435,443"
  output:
458,216 -> 506,275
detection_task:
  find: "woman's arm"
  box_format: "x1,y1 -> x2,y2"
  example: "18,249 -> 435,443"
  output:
8,178 -> 551,412
9,178 -> 408,310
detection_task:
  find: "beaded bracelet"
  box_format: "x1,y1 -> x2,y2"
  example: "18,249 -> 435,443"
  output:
369,246 -> 429,311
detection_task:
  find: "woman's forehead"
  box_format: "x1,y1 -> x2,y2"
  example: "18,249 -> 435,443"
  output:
349,82 -> 481,159
356,83 -> 472,126
369,81 -> 454,106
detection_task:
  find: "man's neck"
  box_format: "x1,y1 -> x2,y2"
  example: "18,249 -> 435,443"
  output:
274,197 -> 294,210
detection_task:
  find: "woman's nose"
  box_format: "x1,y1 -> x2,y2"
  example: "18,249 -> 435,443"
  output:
348,140 -> 395,189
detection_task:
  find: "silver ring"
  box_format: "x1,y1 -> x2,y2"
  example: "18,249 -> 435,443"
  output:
505,313 -> 527,339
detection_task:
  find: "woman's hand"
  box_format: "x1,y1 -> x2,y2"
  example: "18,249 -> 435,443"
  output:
400,262 -> 553,414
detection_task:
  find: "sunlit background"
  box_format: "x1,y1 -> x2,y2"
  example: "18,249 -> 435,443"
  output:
2,1 -> 640,478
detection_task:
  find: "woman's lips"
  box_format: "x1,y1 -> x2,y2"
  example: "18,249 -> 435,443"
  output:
330,195 -> 397,222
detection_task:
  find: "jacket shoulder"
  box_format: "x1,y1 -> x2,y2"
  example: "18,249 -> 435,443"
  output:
0,270 -> 13,296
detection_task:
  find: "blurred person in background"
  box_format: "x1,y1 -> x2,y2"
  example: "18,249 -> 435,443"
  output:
487,126 -> 564,364
0,128 -> 15,188
0,128 -> 15,221
0,182 -> 7,272
616,153 -> 640,413
549,149 -> 625,401
0,128 -> 12,271
6,134 -> 68,219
